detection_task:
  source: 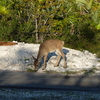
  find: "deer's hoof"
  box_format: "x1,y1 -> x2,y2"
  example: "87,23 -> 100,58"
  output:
63,66 -> 67,69
42,68 -> 45,70
42,66 -> 46,70
54,64 -> 59,67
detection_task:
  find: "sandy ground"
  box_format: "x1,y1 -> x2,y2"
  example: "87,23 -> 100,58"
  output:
0,42 -> 100,74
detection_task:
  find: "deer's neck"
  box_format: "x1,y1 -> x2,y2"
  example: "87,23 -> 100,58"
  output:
36,52 -> 42,62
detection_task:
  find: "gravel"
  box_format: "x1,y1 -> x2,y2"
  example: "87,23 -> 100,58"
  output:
0,88 -> 100,100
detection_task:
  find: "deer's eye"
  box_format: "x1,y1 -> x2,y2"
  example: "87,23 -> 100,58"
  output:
36,64 -> 38,67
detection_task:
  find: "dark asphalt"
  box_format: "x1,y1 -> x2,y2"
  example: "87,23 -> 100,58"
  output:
0,70 -> 100,91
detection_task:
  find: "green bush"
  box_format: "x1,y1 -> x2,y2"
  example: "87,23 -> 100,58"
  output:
0,0 -> 100,54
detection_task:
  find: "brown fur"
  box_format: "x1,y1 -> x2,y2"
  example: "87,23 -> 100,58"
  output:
33,39 -> 67,70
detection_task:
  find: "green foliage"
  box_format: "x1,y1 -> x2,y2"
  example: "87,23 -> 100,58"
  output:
84,67 -> 98,75
27,68 -> 36,72
0,0 -> 100,54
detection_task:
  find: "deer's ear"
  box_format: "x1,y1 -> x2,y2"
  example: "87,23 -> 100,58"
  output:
32,56 -> 36,60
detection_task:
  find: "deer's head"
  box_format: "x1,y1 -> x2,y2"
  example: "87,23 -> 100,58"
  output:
32,56 -> 39,71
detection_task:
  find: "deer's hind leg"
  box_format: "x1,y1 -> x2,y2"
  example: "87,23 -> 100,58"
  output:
54,51 -> 61,67
56,49 -> 67,68
60,50 -> 67,68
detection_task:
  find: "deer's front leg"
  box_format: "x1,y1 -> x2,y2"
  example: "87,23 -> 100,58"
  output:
42,55 -> 47,70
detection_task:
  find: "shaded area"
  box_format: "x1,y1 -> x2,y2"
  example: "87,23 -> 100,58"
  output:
0,70 -> 100,91
0,43 -> 39,71
39,48 -> 69,68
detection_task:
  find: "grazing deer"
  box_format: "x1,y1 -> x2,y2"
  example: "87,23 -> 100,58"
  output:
33,39 -> 67,71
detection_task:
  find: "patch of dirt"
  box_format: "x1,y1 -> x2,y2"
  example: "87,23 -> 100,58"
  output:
0,41 -> 18,46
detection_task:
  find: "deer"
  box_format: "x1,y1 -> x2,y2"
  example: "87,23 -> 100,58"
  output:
33,39 -> 67,71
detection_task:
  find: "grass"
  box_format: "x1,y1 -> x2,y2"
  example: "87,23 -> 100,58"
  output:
45,70 -> 81,75
27,68 -> 36,72
45,70 -> 62,74
45,67 -> 99,75
83,68 -> 97,75
26,68 -> 100,75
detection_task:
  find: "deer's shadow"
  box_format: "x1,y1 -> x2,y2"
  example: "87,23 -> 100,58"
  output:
39,48 -> 69,68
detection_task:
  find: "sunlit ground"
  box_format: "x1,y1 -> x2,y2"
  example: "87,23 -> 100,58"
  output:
0,88 -> 100,100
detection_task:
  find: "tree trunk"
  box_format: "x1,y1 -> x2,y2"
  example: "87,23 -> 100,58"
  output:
35,18 -> 39,43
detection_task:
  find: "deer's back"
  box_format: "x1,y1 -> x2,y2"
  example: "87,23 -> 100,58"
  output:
39,39 -> 64,52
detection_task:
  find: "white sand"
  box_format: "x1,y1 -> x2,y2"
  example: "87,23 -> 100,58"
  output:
0,42 -> 100,74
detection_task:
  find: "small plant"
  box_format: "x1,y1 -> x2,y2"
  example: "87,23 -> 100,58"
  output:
24,58 -> 30,63
27,68 -> 36,72
64,70 -> 79,74
45,70 -> 60,74
97,53 -> 100,58
84,67 -> 98,75
45,70 -> 82,75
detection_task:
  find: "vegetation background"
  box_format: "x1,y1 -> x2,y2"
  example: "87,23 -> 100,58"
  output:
0,0 -> 100,56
